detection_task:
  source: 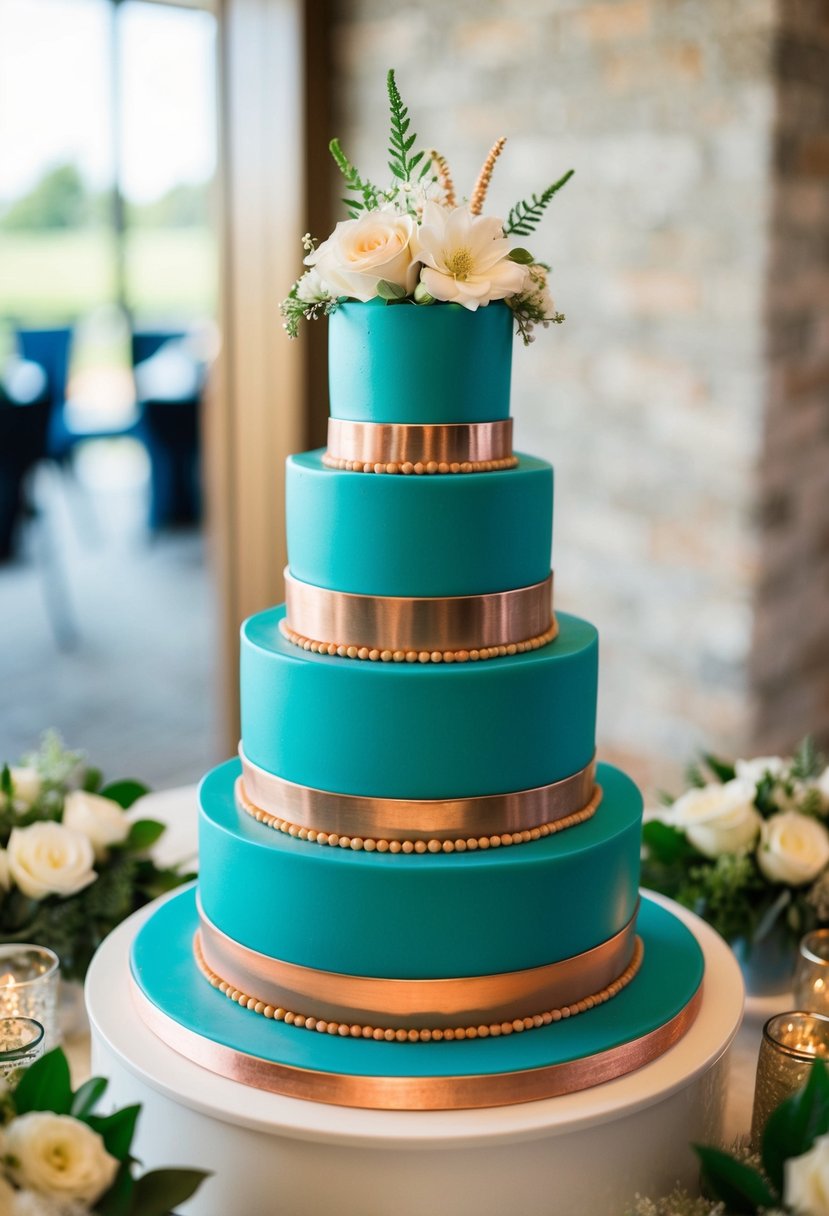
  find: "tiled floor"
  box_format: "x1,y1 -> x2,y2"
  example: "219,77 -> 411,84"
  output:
0,441 -> 218,789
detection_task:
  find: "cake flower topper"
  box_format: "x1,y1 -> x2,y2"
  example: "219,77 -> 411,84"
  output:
281,69 -> 573,345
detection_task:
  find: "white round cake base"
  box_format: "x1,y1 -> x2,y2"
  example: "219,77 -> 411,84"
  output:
87,892 -> 742,1216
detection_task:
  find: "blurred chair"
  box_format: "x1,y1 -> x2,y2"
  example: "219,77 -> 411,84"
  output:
14,326 -> 73,459
0,356 -> 76,645
131,330 -> 203,529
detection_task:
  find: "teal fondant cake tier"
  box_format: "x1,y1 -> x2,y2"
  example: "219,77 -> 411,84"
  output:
198,759 -> 642,980
329,300 -> 513,425
241,606 -> 597,799
286,450 -> 552,598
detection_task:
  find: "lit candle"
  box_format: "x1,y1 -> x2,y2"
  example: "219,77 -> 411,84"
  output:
0,946 -> 60,1048
751,1011 -> 829,1146
0,1017 -> 45,1081
794,930 -> 829,1015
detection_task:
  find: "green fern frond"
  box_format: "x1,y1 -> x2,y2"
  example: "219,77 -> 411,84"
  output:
504,169 -> 574,236
792,735 -> 823,781
386,69 -> 429,184
328,138 -> 381,216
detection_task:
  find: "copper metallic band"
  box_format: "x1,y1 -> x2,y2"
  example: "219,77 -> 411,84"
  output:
326,418 -> 514,469
238,749 -> 597,841
131,972 -> 702,1110
283,570 -> 554,655
196,899 -> 639,1030
236,778 -> 600,853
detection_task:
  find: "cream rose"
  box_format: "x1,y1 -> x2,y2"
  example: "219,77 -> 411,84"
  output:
294,267 -> 331,304
9,768 -> 42,808
5,1113 -> 118,1207
818,766 -> 829,810
7,823 -> 96,901
735,756 -> 786,785
306,212 -> 418,301
669,779 -> 761,858
11,1190 -> 77,1216
0,847 -> 10,893
758,811 -> 829,885
62,790 -> 129,862
785,1132 -> 829,1215
0,1175 -> 15,1211
414,203 -> 528,310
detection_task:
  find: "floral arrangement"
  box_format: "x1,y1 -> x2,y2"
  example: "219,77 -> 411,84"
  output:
0,1047 -> 207,1215
281,69 -> 573,344
628,1059 -> 829,1215
0,735 -> 194,982
641,739 -> 829,954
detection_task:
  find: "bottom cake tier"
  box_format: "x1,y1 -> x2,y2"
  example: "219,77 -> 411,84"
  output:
130,886 -> 704,1111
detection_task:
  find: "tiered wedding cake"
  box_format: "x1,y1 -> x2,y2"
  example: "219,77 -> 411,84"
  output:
130,293 -> 704,1109
130,73 -> 705,1111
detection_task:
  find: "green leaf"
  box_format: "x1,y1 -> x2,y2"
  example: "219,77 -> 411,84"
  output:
124,819 -> 166,852
131,1168 -> 211,1216
99,780 -> 149,809
13,1047 -> 73,1115
96,1164 -> 135,1216
70,1075 -> 108,1118
702,753 -> 736,783
2,764 -> 13,799
694,1145 -> 778,1212
762,1059 -> 829,1193
641,819 -> 698,865
87,1104 -> 141,1160
83,766 -> 103,793
376,280 -> 407,300
508,248 -> 535,264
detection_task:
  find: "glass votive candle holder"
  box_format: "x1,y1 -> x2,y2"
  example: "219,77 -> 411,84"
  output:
751,1010 -> 829,1146
0,1017 -> 45,1081
794,930 -> 829,1014
0,945 -> 60,1048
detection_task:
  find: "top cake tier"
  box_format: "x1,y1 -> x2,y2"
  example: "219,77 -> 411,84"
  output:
328,300 -> 513,425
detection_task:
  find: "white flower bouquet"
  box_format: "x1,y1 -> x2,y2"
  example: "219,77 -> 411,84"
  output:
281,69 -> 572,344
0,735 -> 194,982
0,1047 -> 207,1214
641,739 -> 829,959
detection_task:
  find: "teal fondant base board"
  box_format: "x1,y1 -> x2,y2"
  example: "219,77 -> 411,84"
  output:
130,887 -> 704,1110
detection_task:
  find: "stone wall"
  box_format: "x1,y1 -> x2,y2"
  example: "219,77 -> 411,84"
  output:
327,0 -> 828,796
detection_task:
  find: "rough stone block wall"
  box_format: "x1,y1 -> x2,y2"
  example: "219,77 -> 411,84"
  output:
327,0 -> 827,797
750,0 -> 829,754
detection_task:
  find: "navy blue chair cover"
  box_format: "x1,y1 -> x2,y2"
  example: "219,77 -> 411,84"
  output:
14,327 -> 73,459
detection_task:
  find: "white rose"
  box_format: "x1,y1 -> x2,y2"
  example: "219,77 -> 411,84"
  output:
9,768 -> 42,808
5,1113 -> 118,1207
0,848 -> 10,893
735,756 -> 786,785
785,1132 -> 829,1215
758,812 -> 829,885
7,823 -> 96,901
669,779 -> 761,858
414,203 -> 528,310
0,1175 -> 16,1211
306,212 -> 418,302
62,790 -> 129,862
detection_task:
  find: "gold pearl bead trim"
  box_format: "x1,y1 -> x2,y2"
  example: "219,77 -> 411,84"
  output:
322,454 -> 519,475
195,933 -> 644,1044
279,619 -> 560,664
237,781 -> 601,854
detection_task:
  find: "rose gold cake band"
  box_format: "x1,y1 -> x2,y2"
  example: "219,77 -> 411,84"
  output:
196,898 -> 639,1030
131,974 -> 702,1110
238,749 -> 597,840
283,570 -> 554,655
326,417 -> 514,469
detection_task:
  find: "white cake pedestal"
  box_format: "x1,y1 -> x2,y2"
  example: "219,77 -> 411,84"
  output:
87,893 -> 742,1216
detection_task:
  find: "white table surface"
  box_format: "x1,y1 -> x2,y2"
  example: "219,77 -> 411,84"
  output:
68,784 -> 792,1144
